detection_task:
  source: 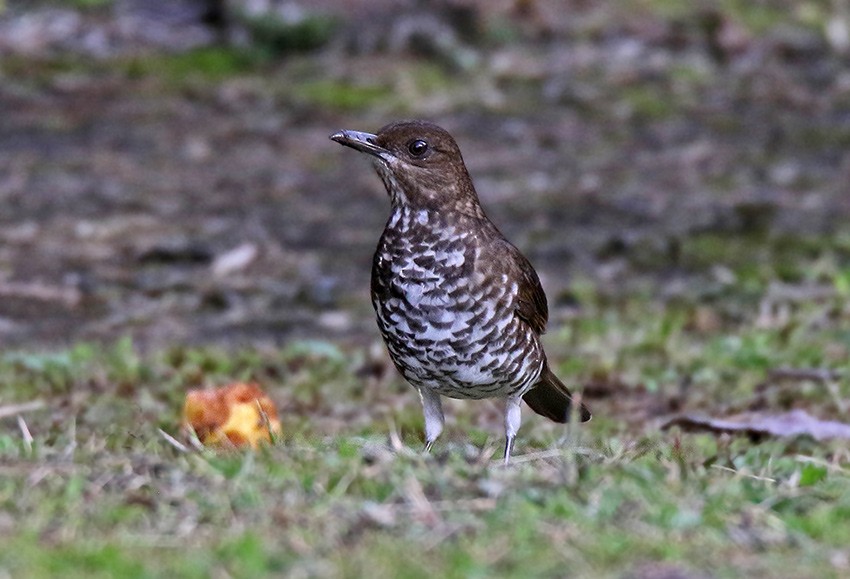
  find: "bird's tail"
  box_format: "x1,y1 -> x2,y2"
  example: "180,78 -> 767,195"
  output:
522,364 -> 591,423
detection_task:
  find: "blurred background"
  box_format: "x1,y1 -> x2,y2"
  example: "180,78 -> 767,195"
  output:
1,0 -> 849,351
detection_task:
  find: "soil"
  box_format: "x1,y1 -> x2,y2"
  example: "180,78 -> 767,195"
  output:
2,0 -> 849,350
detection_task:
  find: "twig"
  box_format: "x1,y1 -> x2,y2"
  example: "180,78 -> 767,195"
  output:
507,449 -> 565,463
17,416 -> 33,453
387,418 -> 404,453
185,429 -> 206,452
0,399 -> 46,420
254,399 -> 277,445
509,445 -> 601,464
711,464 -> 777,483
158,428 -> 189,453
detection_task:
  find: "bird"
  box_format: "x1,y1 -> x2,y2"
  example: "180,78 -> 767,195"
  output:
330,120 -> 590,464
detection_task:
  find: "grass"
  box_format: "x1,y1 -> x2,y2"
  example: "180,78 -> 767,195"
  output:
1,269 -> 849,577
2,1 -> 849,575
124,47 -> 267,84
291,79 -> 394,111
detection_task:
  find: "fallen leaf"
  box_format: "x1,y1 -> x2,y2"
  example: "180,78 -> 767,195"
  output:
661,409 -> 850,441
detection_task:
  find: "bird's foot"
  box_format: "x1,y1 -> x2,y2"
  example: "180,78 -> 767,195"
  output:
502,435 -> 515,466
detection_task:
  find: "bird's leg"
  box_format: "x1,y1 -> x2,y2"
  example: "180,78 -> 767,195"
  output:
419,387 -> 444,454
503,396 -> 522,465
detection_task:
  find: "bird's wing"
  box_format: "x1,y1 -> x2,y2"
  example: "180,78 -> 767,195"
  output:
512,247 -> 548,335
484,237 -> 548,336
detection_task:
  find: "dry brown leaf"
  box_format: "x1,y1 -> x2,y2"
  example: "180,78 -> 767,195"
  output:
661,409 -> 850,441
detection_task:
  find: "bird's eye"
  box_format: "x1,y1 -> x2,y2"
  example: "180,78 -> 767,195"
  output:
408,139 -> 428,157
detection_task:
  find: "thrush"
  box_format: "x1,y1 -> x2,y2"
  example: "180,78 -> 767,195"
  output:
330,120 -> 591,463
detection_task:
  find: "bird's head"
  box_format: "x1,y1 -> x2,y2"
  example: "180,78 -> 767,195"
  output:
331,120 -> 482,215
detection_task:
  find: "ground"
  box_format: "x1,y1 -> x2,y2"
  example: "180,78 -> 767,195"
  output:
1,1 -> 850,577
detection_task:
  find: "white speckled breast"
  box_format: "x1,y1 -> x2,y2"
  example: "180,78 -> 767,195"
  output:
371,207 -> 544,399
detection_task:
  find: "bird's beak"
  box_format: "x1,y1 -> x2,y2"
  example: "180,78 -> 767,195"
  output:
330,129 -> 388,158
